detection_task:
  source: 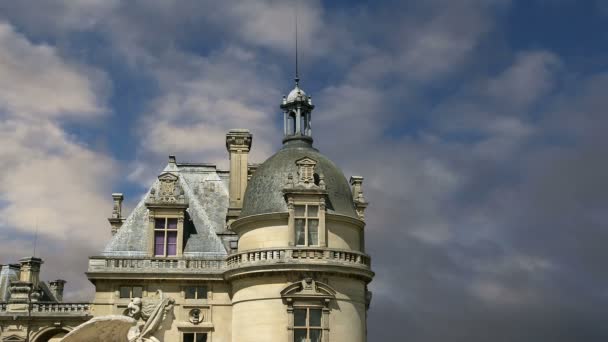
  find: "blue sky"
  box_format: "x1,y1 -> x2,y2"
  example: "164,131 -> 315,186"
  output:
0,0 -> 607,340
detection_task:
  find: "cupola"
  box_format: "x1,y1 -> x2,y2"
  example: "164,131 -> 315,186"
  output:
281,77 -> 315,146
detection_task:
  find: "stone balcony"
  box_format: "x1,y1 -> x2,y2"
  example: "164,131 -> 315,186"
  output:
225,247 -> 374,281
87,248 -> 373,281
227,247 -> 371,268
87,256 -> 226,279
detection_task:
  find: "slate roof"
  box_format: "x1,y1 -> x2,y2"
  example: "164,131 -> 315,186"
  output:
241,140 -> 358,219
102,163 -> 230,258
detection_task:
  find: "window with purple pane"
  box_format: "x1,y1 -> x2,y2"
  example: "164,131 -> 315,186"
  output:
167,218 -> 178,230
154,218 -> 165,229
167,231 -> 178,256
154,231 -> 165,256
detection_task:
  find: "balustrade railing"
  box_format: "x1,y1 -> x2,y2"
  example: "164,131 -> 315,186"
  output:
89,257 -> 226,273
32,302 -> 90,314
0,302 -> 90,315
90,248 -> 370,273
226,248 -> 371,268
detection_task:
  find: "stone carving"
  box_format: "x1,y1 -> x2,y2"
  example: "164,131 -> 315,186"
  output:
147,173 -> 186,206
281,278 -> 336,306
295,157 -> 317,187
188,308 -> 204,324
349,176 -> 368,220
125,290 -> 175,342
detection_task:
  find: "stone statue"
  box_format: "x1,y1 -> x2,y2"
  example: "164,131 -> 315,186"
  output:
60,291 -> 174,342
126,290 -> 175,342
61,315 -> 137,342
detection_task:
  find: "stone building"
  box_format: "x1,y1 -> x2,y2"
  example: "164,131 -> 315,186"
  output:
62,76 -> 373,342
0,257 -> 91,341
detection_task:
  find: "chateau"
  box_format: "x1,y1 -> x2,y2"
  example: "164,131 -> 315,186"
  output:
1,78 -> 374,342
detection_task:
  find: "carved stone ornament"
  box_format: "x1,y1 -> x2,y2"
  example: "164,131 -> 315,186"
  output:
295,157 -> 317,187
281,278 -> 336,306
188,308 -> 205,324
125,290 -> 175,342
148,173 -> 186,205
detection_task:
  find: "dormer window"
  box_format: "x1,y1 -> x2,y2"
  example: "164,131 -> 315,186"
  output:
145,167 -> 188,258
295,204 -> 319,246
154,218 -> 178,257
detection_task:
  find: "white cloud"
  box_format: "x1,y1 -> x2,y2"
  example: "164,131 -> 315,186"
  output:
485,51 -> 562,109
134,48 -> 281,180
0,21 -> 108,119
0,21 -> 116,256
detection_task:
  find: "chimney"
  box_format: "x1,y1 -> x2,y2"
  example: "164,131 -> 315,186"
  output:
6,257 -> 43,310
226,129 -> 253,223
108,193 -> 125,235
49,279 -> 66,302
18,257 -> 42,287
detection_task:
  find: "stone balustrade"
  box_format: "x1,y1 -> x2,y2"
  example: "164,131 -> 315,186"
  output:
0,302 -> 90,315
32,303 -> 91,314
89,249 -> 371,275
88,257 -> 226,273
226,247 -> 371,269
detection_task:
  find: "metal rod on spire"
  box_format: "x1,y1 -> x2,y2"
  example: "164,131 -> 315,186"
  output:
294,0 -> 300,85
33,217 -> 38,258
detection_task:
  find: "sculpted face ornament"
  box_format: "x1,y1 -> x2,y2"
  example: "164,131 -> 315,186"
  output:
127,297 -> 142,319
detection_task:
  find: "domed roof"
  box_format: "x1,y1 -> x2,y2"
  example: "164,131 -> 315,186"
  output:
241,143 -> 358,218
286,85 -> 307,103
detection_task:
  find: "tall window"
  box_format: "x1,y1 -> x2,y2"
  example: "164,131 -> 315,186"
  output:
154,218 -> 178,256
183,332 -> 207,342
295,205 -> 319,246
293,307 -> 322,342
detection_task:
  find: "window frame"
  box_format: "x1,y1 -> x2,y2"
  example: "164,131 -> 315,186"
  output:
287,197 -> 326,248
294,204 -> 320,246
282,279 -> 334,342
184,285 -> 208,300
293,306 -> 324,342
154,217 -> 179,257
118,285 -> 143,299
182,332 -> 208,342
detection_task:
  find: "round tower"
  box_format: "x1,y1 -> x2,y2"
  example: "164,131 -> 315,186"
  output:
227,79 -> 374,342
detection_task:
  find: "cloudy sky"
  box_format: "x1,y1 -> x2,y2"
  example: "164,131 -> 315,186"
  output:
0,0 -> 607,340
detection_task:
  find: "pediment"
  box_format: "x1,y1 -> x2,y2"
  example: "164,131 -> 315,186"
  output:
158,172 -> 179,182
295,157 -> 317,166
3,335 -> 25,342
281,278 -> 336,304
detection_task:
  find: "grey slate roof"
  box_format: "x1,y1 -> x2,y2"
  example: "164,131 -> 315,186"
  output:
241,140 -> 358,219
102,163 -> 230,258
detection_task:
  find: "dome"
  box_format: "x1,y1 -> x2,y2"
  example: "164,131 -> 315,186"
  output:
241,144 -> 358,218
286,85 -> 307,103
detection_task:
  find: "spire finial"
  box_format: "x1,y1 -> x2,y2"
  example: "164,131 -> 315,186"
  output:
294,1 -> 300,86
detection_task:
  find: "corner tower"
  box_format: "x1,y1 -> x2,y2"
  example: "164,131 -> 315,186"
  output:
228,79 -> 374,342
